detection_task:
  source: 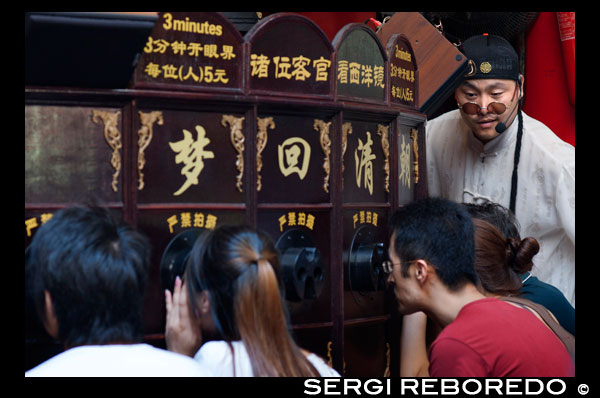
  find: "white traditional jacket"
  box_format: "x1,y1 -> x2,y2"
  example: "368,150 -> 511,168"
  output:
426,109 -> 575,306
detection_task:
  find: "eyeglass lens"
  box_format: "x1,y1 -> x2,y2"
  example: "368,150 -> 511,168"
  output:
381,260 -> 394,274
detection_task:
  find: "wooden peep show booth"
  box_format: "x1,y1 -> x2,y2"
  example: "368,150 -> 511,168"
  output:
25,12 -> 468,375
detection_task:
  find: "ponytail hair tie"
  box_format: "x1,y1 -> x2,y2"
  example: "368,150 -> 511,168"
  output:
506,237 -> 539,274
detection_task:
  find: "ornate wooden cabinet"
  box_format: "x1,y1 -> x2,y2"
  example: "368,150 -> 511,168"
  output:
25,12 -> 433,376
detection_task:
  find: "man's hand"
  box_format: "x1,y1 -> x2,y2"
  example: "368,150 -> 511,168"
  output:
165,276 -> 202,357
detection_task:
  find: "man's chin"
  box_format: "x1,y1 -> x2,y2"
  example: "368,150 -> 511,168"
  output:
472,127 -> 500,144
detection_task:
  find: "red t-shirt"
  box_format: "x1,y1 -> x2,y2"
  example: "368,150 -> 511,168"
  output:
428,297 -> 574,377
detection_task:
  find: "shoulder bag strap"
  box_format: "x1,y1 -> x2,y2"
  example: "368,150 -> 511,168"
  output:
501,296 -> 575,362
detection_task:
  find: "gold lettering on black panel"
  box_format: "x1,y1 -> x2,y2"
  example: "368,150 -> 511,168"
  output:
169,125 -> 215,196
398,133 -> 411,189
355,131 -> 376,195
278,137 -> 311,180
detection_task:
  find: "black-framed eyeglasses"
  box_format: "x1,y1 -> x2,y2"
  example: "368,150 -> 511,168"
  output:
381,260 -> 398,274
457,85 -> 518,115
381,259 -> 437,275
381,259 -> 422,274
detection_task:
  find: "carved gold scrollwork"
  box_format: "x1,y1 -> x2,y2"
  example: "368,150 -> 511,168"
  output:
410,128 -> 419,184
384,342 -> 391,377
377,124 -> 390,193
137,111 -> 163,190
222,115 -> 246,193
341,122 -> 353,187
313,119 -> 332,193
326,341 -> 333,367
92,110 -> 122,192
256,117 -> 275,192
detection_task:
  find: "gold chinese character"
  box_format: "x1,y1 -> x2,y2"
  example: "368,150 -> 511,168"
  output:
204,44 -> 219,58
182,66 -> 199,82
361,65 -> 373,87
399,134 -> 411,188
288,212 -> 296,226
291,56 -> 311,81
273,56 -> 292,79
171,40 -> 187,55
221,45 -> 236,60
167,215 -> 178,233
338,60 -> 348,84
213,69 -> 229,84
153,39 -> 170,54
250,54 -> 270,78
372,213 -> 378,226
297,212 -> 306,226
188,43 -> 203,57
25,217 -> 38,237
180,212 -> 192,228
145,62 -> 161,78
349,62 -> 361,84
40,213 -> 53,224
353,213 -> 359,229
355,132 -> 376,195
374,65 -> 385,88
205,214 -> 217,229
305,214 -> 315,230
278,214 -> 287,232
278,137 -> 311,180
313,56 -> 331,82
194,212 -> 205,228
162,64 -> 178,80
169,125 -> 215,196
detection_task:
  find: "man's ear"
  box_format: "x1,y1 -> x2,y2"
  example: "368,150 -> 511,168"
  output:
43,290 -> 59,339
413,260 -> 431,286
518,75 -> 525,99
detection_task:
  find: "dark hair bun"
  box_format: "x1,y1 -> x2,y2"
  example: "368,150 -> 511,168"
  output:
506,237 -> 539,273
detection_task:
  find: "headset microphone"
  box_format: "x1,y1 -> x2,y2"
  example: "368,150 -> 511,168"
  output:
495,100 -> 518,134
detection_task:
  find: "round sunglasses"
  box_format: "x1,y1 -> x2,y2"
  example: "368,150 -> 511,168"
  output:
458,85 -> 518,115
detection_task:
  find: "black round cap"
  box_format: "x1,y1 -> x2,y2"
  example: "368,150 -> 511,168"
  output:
463,34 -> 520,81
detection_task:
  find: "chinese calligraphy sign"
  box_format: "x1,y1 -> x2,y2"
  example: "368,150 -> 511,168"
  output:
169,124 -> 215,196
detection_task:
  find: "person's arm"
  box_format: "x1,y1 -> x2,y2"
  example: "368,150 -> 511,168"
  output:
165,276 -> 203,357
400,311 -> 430,377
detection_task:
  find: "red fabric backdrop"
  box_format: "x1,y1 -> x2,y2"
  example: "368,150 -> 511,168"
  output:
522,12 -> 575,146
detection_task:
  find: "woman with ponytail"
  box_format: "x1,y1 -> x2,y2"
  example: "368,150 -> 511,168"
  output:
472,218 -> 539,297
472,218 -> 575,363
465,202 -> 574,336
164,225 -> 340,377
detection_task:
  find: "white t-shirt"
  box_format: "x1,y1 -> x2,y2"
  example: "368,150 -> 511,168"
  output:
25,343 -> 212,377
194,340 -> 341,377
426,109 -> 575,305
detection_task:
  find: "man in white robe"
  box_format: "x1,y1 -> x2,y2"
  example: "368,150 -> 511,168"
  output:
426,34 -> 575,305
